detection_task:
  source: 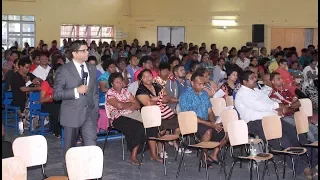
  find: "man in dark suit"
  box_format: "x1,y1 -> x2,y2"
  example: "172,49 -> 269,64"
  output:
53,40 -> 99,159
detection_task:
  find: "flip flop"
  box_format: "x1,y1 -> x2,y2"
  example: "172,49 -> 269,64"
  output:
128,159 -> 141,166
150,157 -> 163,163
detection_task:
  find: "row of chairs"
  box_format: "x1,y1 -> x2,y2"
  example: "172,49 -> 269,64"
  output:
2,90 -> 50,135
2,135 -> 103,180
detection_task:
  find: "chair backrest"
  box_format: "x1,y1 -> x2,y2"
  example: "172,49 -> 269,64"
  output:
66,146 -> 103,180
29,91 -> 41,111
4,91 -> 13,99
262,115 -> 282,141
221,109 -> 238,133
12,135 -> 47,167
177,111 -> 197,136
140,105 -> 162,128
226,96 -> 234,107
2,157 -> 27,180
299,98 -> 313,117
294,111 -> 309,135
227,120 -> 249,146
210,98 -> 226,116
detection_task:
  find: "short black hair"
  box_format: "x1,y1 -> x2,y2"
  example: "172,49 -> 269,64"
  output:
237,50 -> 245,56
192,51 -> 198,55
31,50 -> 41,60
70,40 -> 87,52
190,61 -> 200,71
102,59 -> 116,71
173,64 -> 183,73
108,72 -> 124,87
286,51 -> 297,58
88,56 -> 97,62
226,67 -> 238,77
137,68 -> 152,81
10,50 -> 20,58
301,48 -> 309,53
158,62 -> 170,71
259,57 -> 271,66
274,52 -> 282,58
168,56 -> 180,66
42,44 -> 48,48
18,57 -> 32,67
260,47 -> 266,53
308,45 -> 315,49
270,72 -> 280,81
101,55 -> 111,63
139,56 -> 153,66
190,69 -> 203,82
279,59 -> 287,65
194,67 -> 208,76
239,70 -> 255,85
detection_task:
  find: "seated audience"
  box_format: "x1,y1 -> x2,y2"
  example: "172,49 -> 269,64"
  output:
288,61 -> 303,79
249,57 -> 258,67
173,64 -> 189,96
29,50 -> 41,72
179,70 -> 226,165
269,72 -> 317,142
11,57 -> 41,127
168,56 -> 180,79
185,61 -> 200,82
268,52 -> 283,73
133,56 -> 158,81
136,69 -> 180,157
40,63 -> 62,138
87,56 -> 102,81
257,57 -> 270,79
116,57 -> 130,86
4,58 -> 19,91
32,53 -> 51,81
98,60 -> 117,104
106,72 -> 162,165
196,67 -> 218,98
220,68 -> 241,99
212,58 -> 227,85
302,60 -> 318,109
235,70 -> 317,177
126,55 -> 140,83
235,50 -> 250,70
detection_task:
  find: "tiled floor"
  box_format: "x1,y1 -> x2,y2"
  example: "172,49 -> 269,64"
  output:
5,129 -> 311,180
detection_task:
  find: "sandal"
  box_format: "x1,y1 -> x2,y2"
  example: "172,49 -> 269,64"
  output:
150,156 -> 163,163
128,159 -> 141,166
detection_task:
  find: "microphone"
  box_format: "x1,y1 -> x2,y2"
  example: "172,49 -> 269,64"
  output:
82,72 -> 88,95
83,72 -> 88,85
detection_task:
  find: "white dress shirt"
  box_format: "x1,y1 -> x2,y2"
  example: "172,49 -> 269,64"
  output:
236,58 -> 250,70
32,65 -> 51,80
235,86 -> 279,123
73,60 -> 90,99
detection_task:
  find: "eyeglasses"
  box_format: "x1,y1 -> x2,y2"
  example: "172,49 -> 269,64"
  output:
76,49 -> 88,52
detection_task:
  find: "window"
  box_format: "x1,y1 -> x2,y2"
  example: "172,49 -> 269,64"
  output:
60,24 -> 114,46
2,15 -> 35,50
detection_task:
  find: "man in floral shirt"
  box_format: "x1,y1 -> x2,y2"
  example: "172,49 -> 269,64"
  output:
270,72 -> 317,142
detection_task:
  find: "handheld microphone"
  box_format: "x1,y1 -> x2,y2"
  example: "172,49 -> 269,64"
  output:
83,72 -> 88,85
82,72 -> 88,95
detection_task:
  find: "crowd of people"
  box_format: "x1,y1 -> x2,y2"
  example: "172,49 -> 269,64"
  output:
2,38 -> 318,178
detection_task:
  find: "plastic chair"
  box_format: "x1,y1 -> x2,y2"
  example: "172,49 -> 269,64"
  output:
294,111 -> 318,168
2,156 -> 27,180
140,105 -> 179,176
176,111 -> 227,180
3,91 -> 20,135
2,82 -> 5,100
262,115 -> 310,180
66,146 -> 103,180
29,91 -> 51,135
210,98 -> 226,117
226,96 -> 234,107
299,98 -> 313,117
12,135 -> 68,180
227,120 -> 279,180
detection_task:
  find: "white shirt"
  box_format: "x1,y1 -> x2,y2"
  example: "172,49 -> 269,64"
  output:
32,65 -> 51,80
235,58 -> 250,70
73,60 -> 90,99
235,86 -> 279,123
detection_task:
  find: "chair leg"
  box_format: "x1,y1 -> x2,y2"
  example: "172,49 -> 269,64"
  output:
262,161 -> 268,180
198,149 -> 202,172
283,155 -> 286,179
121,134 -> 125,161
271,158 -> 280,180
41,164 -> 48,179
102,128 -> 110,155
176,147 -> 186,178
249,160 -> 253,180
139,141 -> 147,170
163,142 -> 167,176
290,156 -> 296,180
228,159 -> 237,180
253,160 -> 260,180
204,151 -> 209,180
175,139 -> 182,161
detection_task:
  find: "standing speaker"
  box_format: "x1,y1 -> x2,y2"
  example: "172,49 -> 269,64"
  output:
252,24 -> 264,43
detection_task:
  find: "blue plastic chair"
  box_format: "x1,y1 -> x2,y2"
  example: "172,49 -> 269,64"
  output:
3,91 -> 20,135
29,91 -> 51,135
2,82 -> 5,100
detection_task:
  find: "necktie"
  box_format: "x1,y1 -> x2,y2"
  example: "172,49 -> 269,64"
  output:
80,64 -> 85,84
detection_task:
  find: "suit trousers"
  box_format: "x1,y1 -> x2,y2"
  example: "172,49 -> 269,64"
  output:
62,114 -> 97,159
247,119 -> 318,175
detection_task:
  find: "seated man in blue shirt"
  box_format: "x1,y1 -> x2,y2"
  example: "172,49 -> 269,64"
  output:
179,69 -> 226,166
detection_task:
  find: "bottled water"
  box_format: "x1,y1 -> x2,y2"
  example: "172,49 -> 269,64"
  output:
249,138 -> 257,157
18,120 -> 24,135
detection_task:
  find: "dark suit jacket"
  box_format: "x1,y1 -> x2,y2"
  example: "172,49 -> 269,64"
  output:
53,61 -> 99,128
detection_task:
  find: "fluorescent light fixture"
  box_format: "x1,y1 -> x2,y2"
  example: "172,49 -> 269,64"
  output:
212,19 -> 237,26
